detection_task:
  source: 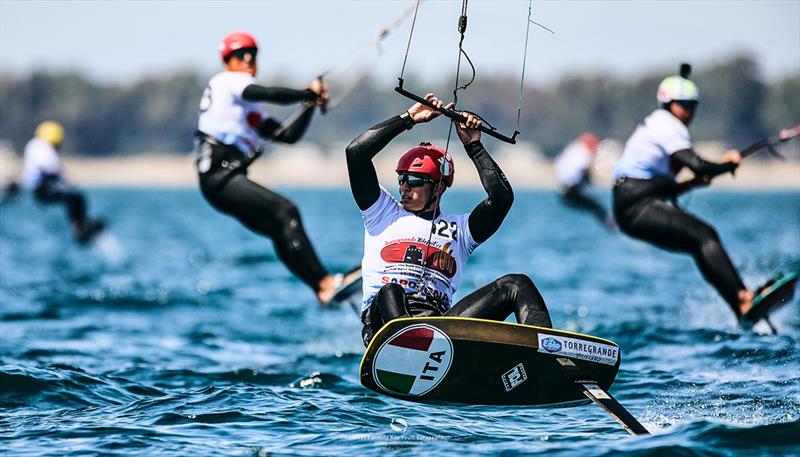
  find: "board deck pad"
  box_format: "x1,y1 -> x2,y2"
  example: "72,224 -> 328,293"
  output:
740,273 -> 798,329
360,317 -> 621,406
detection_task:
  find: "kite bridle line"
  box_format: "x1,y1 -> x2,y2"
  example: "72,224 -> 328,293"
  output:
319,0 -> 422,113
442,0 -> 476,154
517,0 -> 554,127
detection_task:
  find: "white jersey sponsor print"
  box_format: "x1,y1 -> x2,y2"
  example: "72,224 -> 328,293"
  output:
360,187 -> 479,312
197,71 -> 270,155
613,108 -> 692,181
537,333 -> 619,366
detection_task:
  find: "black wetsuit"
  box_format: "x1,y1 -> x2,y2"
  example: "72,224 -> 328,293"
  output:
345,114 -> 552,345
34,174 -> 87,226
0,181 -> 20,204
613,149 -> 744,313
561,175 -> 609,225
195,84 -> 328,290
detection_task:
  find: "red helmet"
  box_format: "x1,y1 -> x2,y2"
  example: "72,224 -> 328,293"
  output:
396,144 -> 454,187
220,32 -> 258,61
579,132 -> 600,154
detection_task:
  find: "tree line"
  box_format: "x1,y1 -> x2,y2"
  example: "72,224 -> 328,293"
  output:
0,54 -> 797,158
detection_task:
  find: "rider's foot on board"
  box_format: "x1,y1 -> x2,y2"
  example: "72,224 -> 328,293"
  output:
74,218 -> 106,244
318,267 -> 362,307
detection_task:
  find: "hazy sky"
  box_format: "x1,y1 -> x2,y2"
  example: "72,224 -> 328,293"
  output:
1,0 -> 798,85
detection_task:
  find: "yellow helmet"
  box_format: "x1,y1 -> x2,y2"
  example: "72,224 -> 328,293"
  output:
35,121 -> 65,146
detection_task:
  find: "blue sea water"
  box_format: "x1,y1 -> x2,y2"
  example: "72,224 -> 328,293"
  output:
1,187 -> 799,456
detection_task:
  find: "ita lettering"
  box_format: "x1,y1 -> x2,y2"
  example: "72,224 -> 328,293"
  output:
420,351 -> 446,381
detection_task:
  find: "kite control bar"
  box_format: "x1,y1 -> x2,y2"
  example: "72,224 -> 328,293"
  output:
739,124 -> 800,159
395,78 -> 520,144
674,123 -> 800,196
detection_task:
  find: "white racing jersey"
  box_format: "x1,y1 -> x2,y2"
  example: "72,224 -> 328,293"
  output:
22,137 -> 61,188
360,187 -> 480,312
613,108 -> 692,180
554,139 -> 593,188
197,71 -> 270,155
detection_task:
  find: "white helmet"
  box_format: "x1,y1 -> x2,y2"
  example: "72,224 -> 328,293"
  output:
657,63 -> 699,105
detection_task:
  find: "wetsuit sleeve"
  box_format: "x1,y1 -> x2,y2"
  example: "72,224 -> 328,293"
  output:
345,114 -> 415,211
672,149 -> 738,178
242,84 -> 318,105
257,105 -> 316,144
465,141 -> 514,244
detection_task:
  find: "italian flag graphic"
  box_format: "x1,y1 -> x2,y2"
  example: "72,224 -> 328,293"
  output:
373,325 -> 453,396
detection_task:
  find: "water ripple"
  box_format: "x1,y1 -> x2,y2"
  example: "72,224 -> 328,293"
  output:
1,189 -> 798,455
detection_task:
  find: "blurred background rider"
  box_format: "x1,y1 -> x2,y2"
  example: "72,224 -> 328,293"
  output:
22,120 -> 104,243
554,132 -> 614,229
195,31 -> 360,306
612,64 -> 770,319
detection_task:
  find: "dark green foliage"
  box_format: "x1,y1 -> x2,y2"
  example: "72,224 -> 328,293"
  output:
0,70 -> 204,156
0,54 -> 796,157
693,55 -> 768,147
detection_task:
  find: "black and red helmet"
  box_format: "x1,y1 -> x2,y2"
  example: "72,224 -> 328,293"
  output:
219,31 -> 258,61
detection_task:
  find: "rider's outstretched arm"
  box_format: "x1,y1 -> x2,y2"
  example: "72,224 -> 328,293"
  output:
242,85 -> 318,105
246,80 -> 327,144
345,114 -> 415,210
672,149 -> 738,178
466,141 -> 514,244
257,105 -> 316,144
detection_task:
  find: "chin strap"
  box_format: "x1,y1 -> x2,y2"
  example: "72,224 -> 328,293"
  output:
417,187 -> 440,216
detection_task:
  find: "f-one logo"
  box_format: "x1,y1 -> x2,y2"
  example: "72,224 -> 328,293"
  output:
501,363 -> 527,392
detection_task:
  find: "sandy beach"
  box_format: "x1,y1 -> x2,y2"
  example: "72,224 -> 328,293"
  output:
1,141 -> 798,190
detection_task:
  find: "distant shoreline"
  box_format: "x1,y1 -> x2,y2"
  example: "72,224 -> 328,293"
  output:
1,144 -> 798,190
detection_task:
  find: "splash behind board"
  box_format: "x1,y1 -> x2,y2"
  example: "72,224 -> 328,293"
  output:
359,317 -> 621,406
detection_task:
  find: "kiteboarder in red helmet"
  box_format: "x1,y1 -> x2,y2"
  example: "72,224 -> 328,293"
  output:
393,143 -> 454,214
195,31 -> 360,306
345,93 -> 553,346
554,132 -> 615,229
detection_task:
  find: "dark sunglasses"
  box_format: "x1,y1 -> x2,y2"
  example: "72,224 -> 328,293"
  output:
675,100 -> 698,110
230,47 -> 257,60
398,174 -> 433,188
